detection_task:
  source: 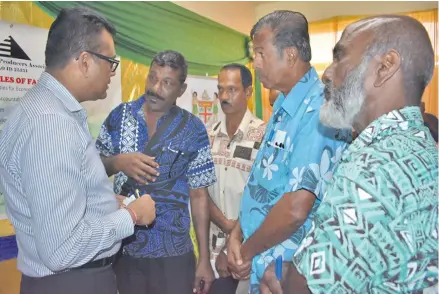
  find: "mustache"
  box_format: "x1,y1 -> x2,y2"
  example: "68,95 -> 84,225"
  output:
146,90 -> 164,101
324,83 -> 331,99
324,81 -> 346,113
221,101 -> 231,106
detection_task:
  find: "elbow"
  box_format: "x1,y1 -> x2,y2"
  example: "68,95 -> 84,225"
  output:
288,210 -> 310,228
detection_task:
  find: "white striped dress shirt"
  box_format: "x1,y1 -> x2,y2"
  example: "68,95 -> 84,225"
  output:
0,72 -> 134,277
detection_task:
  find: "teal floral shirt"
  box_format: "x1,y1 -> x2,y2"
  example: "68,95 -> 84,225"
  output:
239,67 -> 351,293
294,106 -> 438,293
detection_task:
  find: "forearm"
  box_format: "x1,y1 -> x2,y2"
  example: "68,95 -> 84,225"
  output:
230,219 -> 242,240
190,188 -> 211,262
100,155 -> 119,176
208,196 -> 231,233
241,191 -> 314,260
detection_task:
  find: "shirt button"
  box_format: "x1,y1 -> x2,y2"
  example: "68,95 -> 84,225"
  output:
225,167 -> 228,171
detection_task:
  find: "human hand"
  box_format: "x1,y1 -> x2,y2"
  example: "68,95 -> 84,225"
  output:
215,250 -> 230,278
227,232 -> 251,280
260,261 -> 295,294
115,153 -> 159,184
193,259 -> 214,294
127,194 -> 156,225
260,261 -> 283,294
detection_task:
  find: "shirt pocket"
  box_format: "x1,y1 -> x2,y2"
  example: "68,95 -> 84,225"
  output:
155,146 -> 190,180
232,140 -> 256,164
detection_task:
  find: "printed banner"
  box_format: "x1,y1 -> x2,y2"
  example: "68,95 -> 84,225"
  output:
0,21 -> 122,220
177,75 -> 224,125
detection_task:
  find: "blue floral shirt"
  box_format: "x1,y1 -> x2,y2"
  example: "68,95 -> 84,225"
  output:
96,96 -> 216,258
239,67 -> 351,293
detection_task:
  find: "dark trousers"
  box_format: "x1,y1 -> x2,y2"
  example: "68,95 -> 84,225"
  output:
20,265 -> 117,294
208,276 -> 239,294
114,252 -> 196,294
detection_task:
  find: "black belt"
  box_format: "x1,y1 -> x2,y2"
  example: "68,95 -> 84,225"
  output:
75,255 -> 116,270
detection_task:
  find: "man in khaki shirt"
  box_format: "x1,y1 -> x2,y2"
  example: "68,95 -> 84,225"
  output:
207,64 -> 265,294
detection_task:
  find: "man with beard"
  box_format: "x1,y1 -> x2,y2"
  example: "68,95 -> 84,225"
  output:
206,64 -> 265,294
96,50 -> 215,294
260,14 -> 438,294
226,11 -> 351,294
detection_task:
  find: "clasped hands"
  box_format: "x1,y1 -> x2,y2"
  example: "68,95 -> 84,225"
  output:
225,230 -> 297,294
226,231 -> 252,280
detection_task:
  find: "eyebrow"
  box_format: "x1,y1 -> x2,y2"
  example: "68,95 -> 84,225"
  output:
332,44 -> 343,57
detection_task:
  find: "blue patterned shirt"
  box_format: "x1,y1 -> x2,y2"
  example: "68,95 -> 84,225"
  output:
96,96 -> 216,258
239,67 -> 351,293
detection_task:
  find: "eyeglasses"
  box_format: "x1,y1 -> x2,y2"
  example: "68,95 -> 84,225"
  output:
85,50 -> 120,72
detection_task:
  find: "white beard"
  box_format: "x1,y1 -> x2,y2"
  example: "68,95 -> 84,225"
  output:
320,59 -> 369,129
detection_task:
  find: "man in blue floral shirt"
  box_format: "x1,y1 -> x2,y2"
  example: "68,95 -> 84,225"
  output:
226,11 -> 351,294
96,51 -> 216,294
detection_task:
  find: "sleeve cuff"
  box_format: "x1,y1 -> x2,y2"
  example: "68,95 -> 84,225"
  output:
111,209 -> 135,241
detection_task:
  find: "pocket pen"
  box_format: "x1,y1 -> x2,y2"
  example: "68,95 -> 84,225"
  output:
134,189 -> 149,228
135,189 -> 141,199
275,255 -> 283,281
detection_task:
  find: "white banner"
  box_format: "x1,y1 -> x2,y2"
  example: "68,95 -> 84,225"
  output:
0,21 -> 122,220
177,75 -> 224,126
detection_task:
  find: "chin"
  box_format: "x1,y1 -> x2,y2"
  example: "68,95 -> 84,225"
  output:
220,107 -> 233,114
320,106 -> 351,129
260,80 -> 272,90
95,93 -> 107,101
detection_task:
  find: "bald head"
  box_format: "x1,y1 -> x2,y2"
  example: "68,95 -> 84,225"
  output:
320,15 -> 434,132
348,15 -> 434,102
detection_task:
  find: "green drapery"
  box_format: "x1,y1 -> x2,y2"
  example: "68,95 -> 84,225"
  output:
36,1 -> 263,119
36,1 -> 250,76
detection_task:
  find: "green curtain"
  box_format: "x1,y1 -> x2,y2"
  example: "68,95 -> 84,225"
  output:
36,1 -> 264,119
36,1 -> 250,76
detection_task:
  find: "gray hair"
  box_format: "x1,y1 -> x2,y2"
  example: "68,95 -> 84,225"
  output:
250,10 -> 311,62
358,16 -> 434,102
151,50 -> 188,84
45,7 -> 116,69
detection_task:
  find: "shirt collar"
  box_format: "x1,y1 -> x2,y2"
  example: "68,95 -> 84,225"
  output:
39,72 -> 83,113
343,106 -> 424,159
216,109 -> 253,141
273,67 -> 320,117
132,95 -> 147,117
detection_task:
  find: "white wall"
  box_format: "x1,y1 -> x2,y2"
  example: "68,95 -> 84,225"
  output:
254,1 -> 438,22
175,1 -> 256,34
174,1 -> 437,36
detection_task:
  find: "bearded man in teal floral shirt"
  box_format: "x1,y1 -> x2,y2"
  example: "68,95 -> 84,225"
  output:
260,14 -> 438,294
